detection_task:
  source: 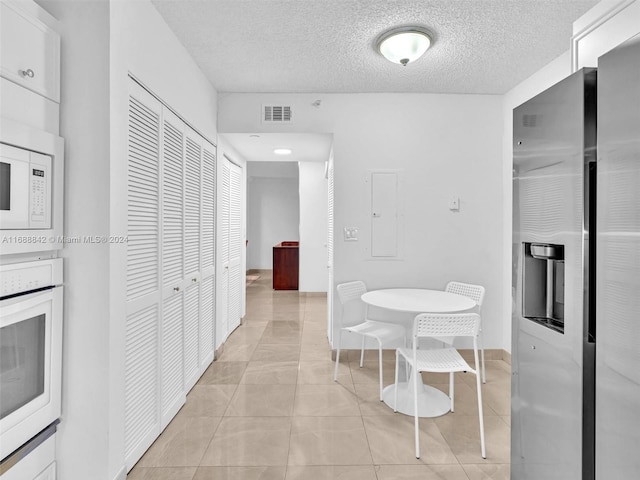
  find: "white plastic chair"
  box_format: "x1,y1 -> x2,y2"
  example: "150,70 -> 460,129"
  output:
333,281 -> 406,401
395,312 -> 486,459
445,281 -> 486,383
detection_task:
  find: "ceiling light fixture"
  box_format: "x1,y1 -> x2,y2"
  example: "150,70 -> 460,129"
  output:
273,148 -> 292,155
376,26 -> 432,66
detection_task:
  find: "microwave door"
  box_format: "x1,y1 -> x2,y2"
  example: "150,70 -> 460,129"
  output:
0,144 -> 30,229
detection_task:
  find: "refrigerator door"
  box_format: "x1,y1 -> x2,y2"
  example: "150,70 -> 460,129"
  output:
512,68 -> 596,480
596,33 -> 640,479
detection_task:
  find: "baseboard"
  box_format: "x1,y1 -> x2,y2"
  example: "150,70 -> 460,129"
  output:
112,465 -> 127,480
214,343 -> 224,361
502,350 -> 512,365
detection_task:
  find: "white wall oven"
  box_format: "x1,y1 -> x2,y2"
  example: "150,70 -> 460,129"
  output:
0,119 -> 64,255
0,259 -> 62,461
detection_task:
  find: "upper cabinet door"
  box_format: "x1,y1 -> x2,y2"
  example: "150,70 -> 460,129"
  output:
0,0 -> 60,103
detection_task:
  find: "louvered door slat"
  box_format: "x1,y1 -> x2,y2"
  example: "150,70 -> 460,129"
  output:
162,116 -> 184,288
228,161 -> 242,332
125,305 -> 158,460
184,282 -> 200,388
229,165 -> 242,260
201,144 -> 216,271
184,136 -> 201,276
200,275 -> 215,365
327,160 -> 334,265
221,163 -> 230,263
127,94 -> 160,301
228,264 -> 241,331
161,293 -> 184,424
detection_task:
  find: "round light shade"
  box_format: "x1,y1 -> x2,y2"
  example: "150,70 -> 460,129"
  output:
377,27 -> 432,66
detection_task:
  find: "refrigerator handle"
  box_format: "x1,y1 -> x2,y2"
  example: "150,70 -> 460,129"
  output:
586,160 -> 597,344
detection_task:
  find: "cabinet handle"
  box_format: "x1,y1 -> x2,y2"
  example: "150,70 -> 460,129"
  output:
173,286 -> 180,292
20,69 -> 35,78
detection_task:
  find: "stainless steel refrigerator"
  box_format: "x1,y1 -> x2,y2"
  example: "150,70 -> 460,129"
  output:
594,33 -> 640,479
512,33 -> 640,480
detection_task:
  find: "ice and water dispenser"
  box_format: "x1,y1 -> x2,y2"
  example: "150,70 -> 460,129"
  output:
522,243 -> 565,333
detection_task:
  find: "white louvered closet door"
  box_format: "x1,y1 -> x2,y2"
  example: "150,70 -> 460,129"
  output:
200,141 -> 216,366
183,128 -> 202,390
228,160 -> 243,332
218,159 -> 231,341
125,82 -> 161,468
160,108 -> 185,429
327,155 -> 334,341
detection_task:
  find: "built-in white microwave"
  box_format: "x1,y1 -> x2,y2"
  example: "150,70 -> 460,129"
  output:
0,119 -> 64,255
0,143 -> 52,229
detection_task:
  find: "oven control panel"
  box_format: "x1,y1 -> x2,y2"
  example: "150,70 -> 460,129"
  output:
0,258 -> 62,297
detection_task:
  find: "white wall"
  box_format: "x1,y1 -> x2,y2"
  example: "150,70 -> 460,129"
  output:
38,0 -> 219,478
246,162 -> 300,270
37,2 -> 112,478
218,93 -> 504,350
299,161 -> 328,292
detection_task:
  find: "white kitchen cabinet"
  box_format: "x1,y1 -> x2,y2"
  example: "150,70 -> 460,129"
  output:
124,80 -> 217,470
2,434 -> 56,480
0,0 -> 60,102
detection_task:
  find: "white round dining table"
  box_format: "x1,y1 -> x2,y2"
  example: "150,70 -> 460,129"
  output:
361,288 -> 476,418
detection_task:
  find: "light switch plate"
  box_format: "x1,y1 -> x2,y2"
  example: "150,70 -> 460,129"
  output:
343,227 -> 358,241
448,196 -> 460,211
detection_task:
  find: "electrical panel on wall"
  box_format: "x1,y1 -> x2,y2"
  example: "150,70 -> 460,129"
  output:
370,171 -> 401,258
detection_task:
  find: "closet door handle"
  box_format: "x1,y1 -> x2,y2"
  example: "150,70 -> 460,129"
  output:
20,68 -> 35,78
173,286 -> 180,292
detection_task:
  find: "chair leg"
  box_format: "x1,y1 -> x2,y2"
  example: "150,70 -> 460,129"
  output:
360,336 -> 365,368
333,330 -> 342,382
394,350 -> 400,412
473,340 -> 487,459
476,369 -> 487,459
378,340 -> 384,401
449,372 -> 455,412
414,361 -> 420,459
479,330 -> 486,383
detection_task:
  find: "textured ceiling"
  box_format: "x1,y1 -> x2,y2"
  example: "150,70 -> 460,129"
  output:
151,0 -> 599,94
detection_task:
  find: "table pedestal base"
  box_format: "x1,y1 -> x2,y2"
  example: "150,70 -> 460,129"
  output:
382,382 -> 451,418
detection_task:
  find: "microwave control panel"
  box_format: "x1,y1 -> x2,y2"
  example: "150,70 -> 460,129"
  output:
29,151 -> 51,228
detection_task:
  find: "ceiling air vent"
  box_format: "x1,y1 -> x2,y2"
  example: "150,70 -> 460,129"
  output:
522,114 -> 539,127
262,105 -> 293,123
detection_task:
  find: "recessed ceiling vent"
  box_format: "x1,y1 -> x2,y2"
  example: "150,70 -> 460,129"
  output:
522,114 -> 539,127
262,105 -> 293,123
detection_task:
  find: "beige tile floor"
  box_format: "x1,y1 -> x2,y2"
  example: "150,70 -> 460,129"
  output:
128,271 -> 511,480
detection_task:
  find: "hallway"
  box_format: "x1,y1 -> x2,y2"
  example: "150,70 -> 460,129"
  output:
128,271 -> 510,480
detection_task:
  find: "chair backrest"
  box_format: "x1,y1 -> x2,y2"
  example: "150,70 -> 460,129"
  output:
445,281 -> 485,308
336,280 -> 367,305
413,312 -> 481,340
